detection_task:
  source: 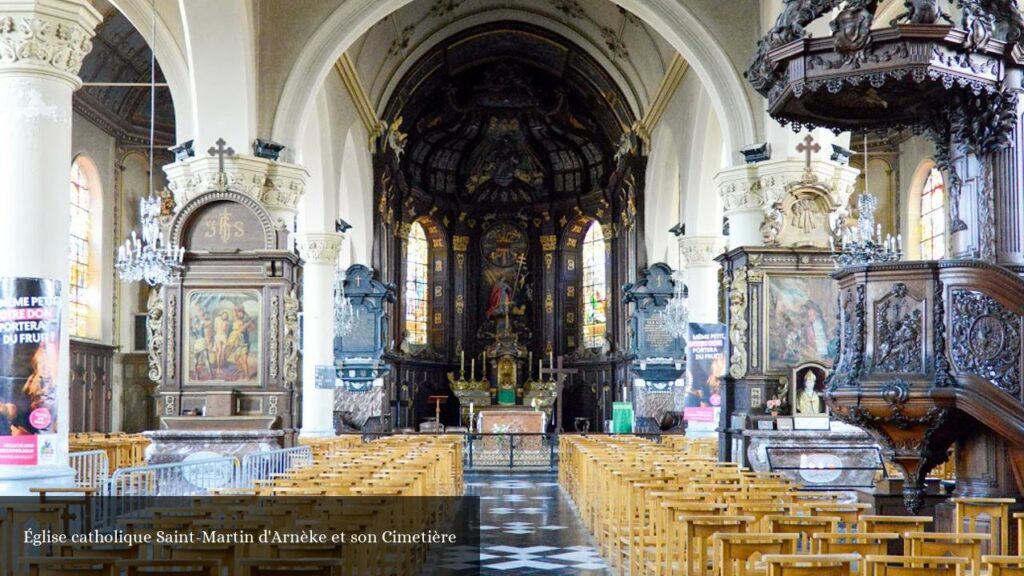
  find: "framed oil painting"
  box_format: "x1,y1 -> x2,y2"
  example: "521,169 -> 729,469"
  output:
766,276 -> 837,371
186,290 -> 261,385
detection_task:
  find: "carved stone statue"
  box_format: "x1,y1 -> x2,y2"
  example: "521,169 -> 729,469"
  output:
760,202 -> 785,246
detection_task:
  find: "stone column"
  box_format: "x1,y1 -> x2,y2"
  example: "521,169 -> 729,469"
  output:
678,236 -> 728,324
295,233 -> 344,438
0,0 -> 101,493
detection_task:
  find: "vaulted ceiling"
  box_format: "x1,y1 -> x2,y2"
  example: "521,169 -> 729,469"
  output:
387,23 -> 632,207
74,3 -> 176,146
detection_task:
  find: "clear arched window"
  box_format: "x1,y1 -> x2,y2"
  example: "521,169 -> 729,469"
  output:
920,167 -> 946,260
404,221 -> 429,346
69,160 -> 92,338
582,222 -> 607,348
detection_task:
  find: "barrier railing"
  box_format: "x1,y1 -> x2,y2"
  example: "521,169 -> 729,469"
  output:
240,446 -> 314,485
105,456 -> 240,497
68,450 -> 109,488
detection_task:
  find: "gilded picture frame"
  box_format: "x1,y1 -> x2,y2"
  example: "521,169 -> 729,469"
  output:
185,289 -> 262,385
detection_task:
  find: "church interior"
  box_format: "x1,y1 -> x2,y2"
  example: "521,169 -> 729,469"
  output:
4,0 -> 1024,574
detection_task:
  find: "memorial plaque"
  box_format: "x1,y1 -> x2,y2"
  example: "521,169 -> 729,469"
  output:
643,314 -> 673,354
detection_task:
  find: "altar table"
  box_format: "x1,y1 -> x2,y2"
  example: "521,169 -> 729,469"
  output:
476,409 -> 546,451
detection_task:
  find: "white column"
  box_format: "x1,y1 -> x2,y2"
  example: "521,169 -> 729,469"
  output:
0,0 -> 100,493
679,236 -> 728,324
295,233 -> 344,438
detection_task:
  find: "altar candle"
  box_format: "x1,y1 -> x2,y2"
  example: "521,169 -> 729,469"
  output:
528,352 -> 533,377
460,351 -> 465,373
549,351 -> 554,368
471,359 -> 475,380
622,385 -> 627,399
483,350 -> 487,378
539,359 -> 543,380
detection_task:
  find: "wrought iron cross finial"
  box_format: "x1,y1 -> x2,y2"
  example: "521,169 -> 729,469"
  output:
796,134 -> 820,170
208,138 -> 235,175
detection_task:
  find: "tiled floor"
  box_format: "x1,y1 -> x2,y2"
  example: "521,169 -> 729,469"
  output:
436,472 -> 610,575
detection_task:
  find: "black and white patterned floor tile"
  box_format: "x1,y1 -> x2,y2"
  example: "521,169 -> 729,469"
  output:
440,472 -> 610,575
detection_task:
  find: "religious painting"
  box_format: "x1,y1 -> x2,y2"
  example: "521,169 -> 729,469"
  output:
766,276 -> 837,371
792,363 -> 829,416
186,290 -> 261,384
481,222 -> 528,268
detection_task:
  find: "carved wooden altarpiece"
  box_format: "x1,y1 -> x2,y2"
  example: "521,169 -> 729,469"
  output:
150,190 -> 300,436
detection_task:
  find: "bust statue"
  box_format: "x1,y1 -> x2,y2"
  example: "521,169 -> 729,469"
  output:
797,371 -> 822,414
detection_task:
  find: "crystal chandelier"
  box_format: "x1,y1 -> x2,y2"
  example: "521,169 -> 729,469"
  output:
116,196 -> 184,285
115,0 -> 184,286
334,268 -> 359,337
659,269 -> 689,339
832,135 -> 901,268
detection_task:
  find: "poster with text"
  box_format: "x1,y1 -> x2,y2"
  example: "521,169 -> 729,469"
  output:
684,323 -> 727,427
0,277 -> 62,466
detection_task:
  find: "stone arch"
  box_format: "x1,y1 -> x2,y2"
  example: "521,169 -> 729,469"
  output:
271,0 -> 757,162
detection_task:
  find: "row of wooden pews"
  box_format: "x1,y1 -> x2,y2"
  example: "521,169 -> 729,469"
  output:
15,434 -> 465,575
70,433 -> 150,470
561,435 -> 1024,576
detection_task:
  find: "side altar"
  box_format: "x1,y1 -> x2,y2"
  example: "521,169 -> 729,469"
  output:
145,140 -> 306,462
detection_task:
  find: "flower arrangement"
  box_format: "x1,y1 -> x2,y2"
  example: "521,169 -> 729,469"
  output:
765,397 -> 782,416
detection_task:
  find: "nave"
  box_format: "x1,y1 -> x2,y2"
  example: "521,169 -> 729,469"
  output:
12,431 -> 1024,575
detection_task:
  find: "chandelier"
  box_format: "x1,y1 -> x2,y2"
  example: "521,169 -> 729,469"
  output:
334,268 -> 359,337
659,269 -> 689,339
115,0 -> 184,286
832,135 -> 901,268
116,196 -> 184,286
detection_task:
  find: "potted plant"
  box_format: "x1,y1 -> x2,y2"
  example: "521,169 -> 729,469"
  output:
765,397 -> 782,417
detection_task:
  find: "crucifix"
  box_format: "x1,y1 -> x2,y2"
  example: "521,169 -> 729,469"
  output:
540,355 -> 578,433
208,138 -> 235,189
796,134 -> 820,171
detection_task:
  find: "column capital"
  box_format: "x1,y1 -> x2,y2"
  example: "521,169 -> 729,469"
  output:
0,0 -> 102,86
295,232 -> 344,264
715,157 -> 860,215
678,235 -> 727,267
164,150 -> 309,229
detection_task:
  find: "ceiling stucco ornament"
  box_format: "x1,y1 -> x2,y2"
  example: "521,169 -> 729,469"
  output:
548,0 -> 585,19
0,0 -> 102,83
164,154 -> 309,230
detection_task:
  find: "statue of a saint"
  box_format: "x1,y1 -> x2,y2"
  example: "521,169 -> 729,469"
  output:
797,371 -> 822,414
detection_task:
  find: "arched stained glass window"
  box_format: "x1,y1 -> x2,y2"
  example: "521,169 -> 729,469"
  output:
582,222 -> 607,348
69,160 -> 92,338
920,167 -> 946,260
404,222 -> 429,346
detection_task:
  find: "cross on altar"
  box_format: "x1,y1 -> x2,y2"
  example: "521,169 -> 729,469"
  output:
540,355 -> 578,432
208,138 -> 235,175
796,134 -> 820,170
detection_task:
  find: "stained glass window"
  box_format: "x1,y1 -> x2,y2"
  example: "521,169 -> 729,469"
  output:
69,161 -> 91,338
582,222 -> 607,348
404,221 -> 429,346
920,167 -> 946,260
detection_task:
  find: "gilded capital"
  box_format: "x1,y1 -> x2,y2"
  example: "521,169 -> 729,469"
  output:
452,235 -> 469,252
540,234 -> 557,251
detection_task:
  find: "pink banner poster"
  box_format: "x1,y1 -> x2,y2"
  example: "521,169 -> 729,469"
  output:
0,436 -> 37,465
0,277 -> 62,465
683,406 -> 716,423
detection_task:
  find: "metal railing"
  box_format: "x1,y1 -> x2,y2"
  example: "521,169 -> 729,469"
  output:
105,456 -> 240,497
240,446 -> 313,485
69,450 -> 109,488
